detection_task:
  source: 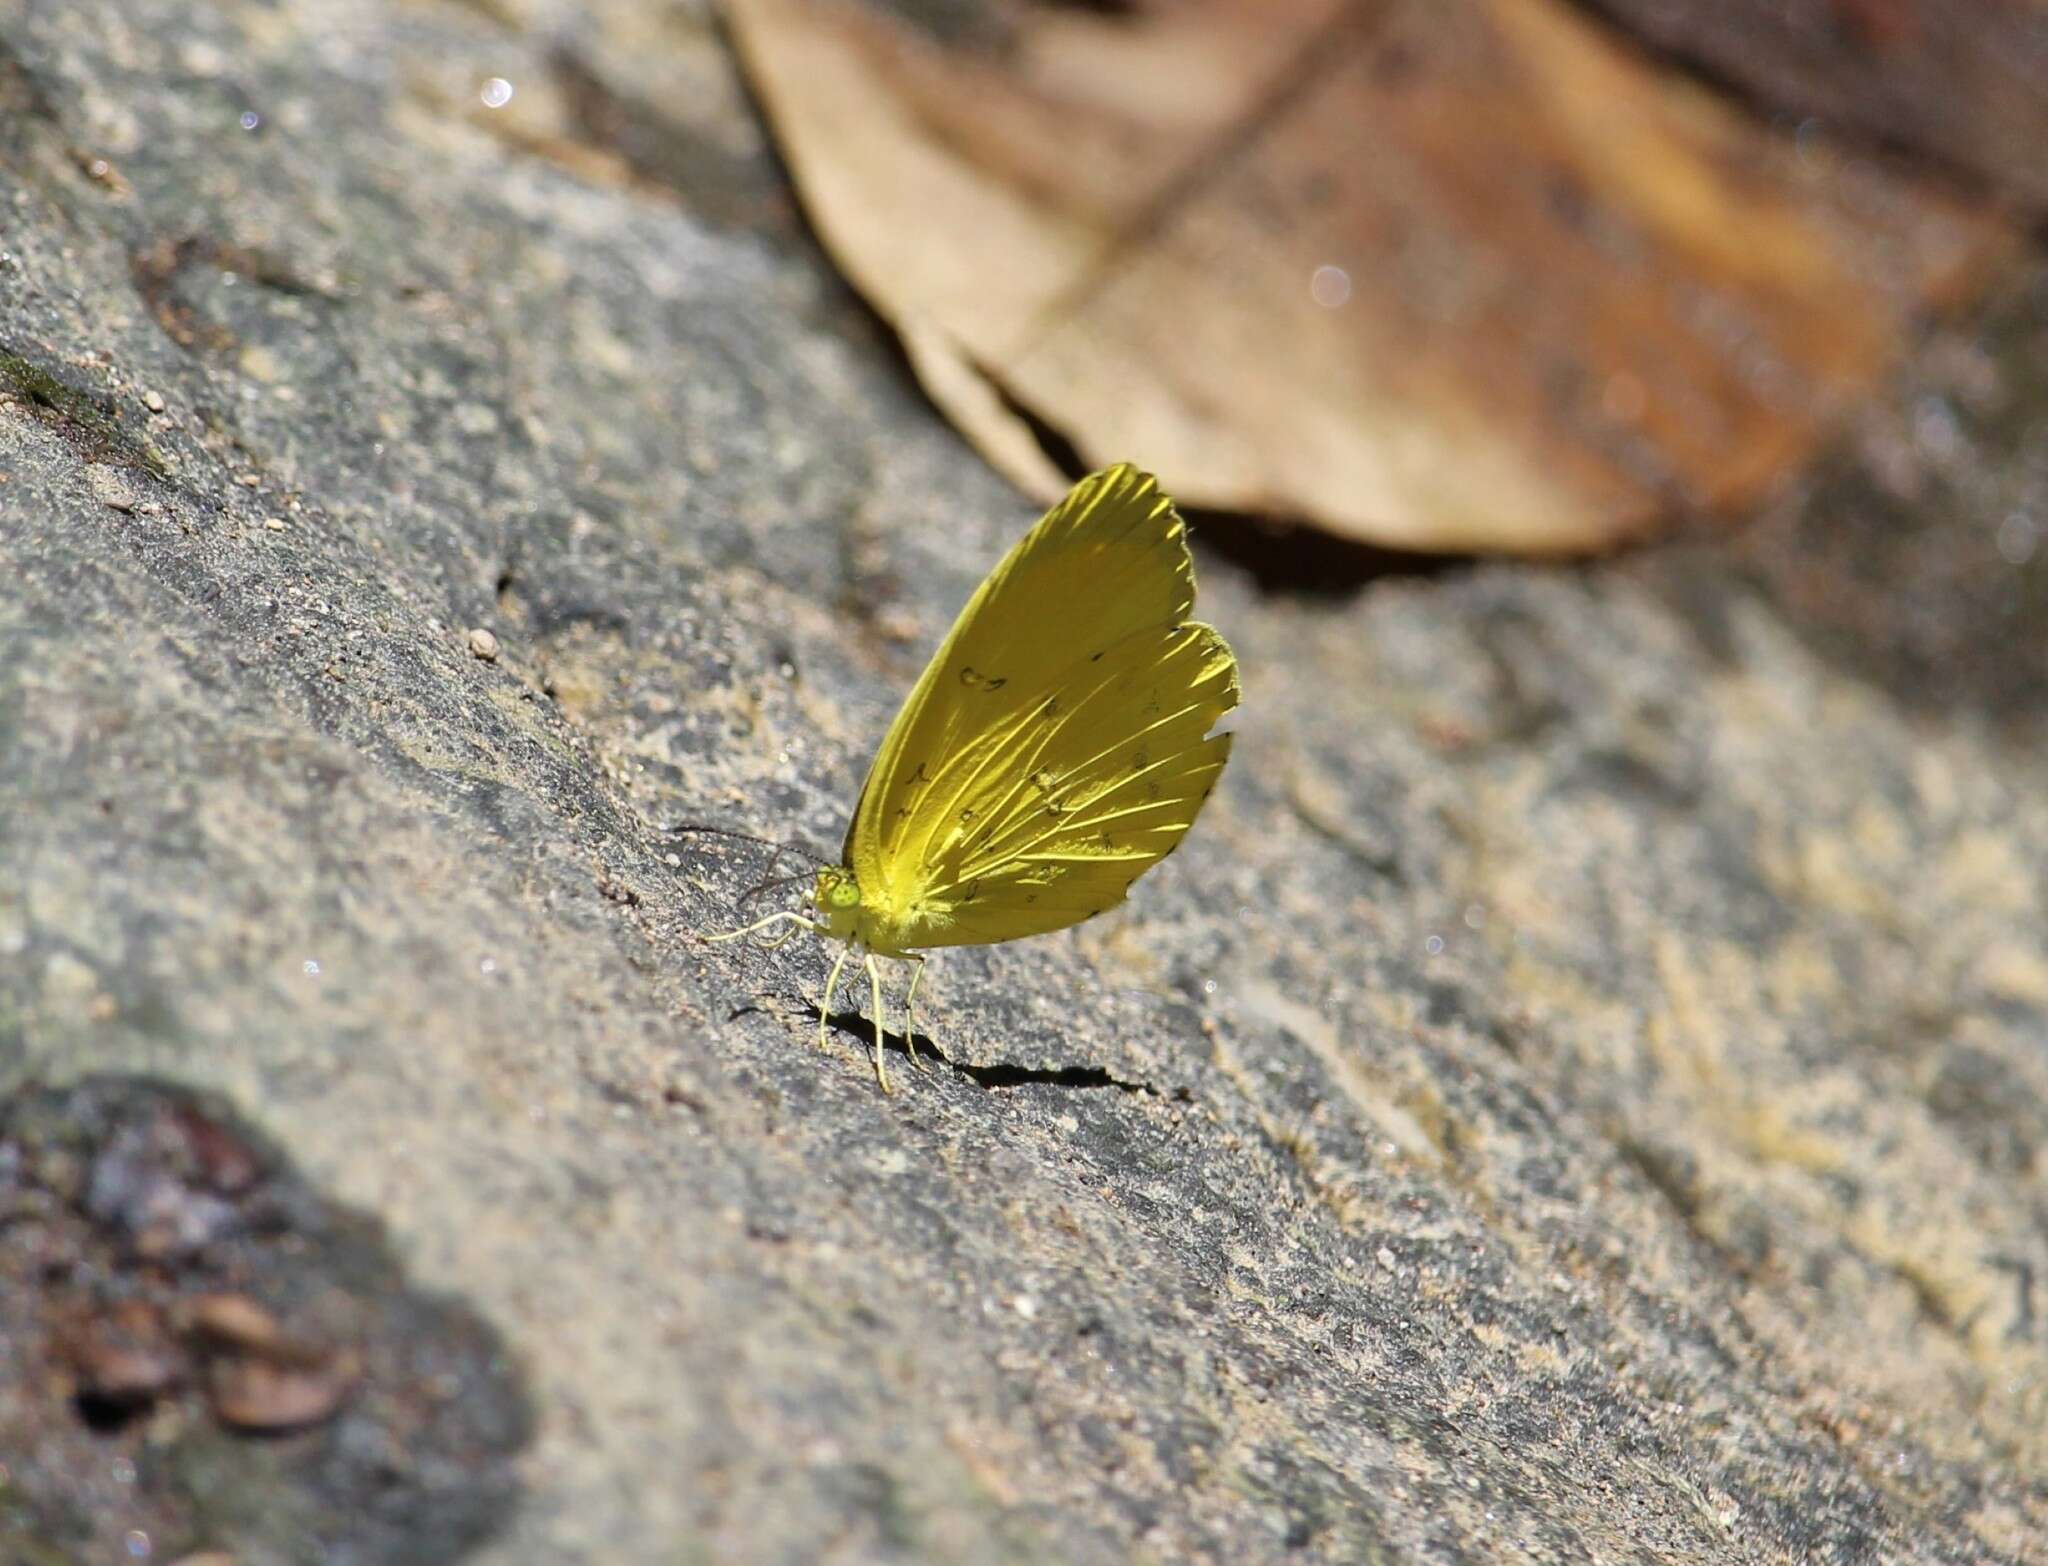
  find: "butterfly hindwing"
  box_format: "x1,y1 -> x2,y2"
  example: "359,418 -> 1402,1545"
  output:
920,624 -> 1236,945
845,466 -> 1238,949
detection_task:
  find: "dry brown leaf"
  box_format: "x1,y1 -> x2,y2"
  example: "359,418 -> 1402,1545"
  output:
727,0 -> 2013,553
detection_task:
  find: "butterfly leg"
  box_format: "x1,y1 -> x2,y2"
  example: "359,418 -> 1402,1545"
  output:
865,952 -> 893,1095
818,942 -> 852,1056
902,955 -> 929,1072
757,919 -> 808,950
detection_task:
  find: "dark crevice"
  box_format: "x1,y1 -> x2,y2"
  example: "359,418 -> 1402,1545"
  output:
1614,1135 -> 1755,1280
128,235 -> 338,356
1616,1136 -> 1702,1221
1188,504 -> 1476,596
1987,1256 -> 2036,1344
1893,1261 -> 1960,1335
72,1391 -> 155,1435
0,35 -> 59,129
546,44 -> 801,235
0,347 -> 172,479
1026,0 -> 1139,18
983,365 -> 1089,481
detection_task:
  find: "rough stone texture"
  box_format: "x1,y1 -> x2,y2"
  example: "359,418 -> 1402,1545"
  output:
1,1 -> 2045,1562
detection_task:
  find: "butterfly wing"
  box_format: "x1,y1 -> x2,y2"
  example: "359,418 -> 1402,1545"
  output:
846,465 -> 1238,950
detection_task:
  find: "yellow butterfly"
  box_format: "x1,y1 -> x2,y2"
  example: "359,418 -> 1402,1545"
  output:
708,464 -> 1239,1091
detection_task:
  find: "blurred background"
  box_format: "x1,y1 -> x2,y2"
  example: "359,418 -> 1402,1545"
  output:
731,0 -> 2024,550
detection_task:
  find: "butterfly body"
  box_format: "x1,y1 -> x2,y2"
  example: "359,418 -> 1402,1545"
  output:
712,465 -> 1238,1090
809,864 -> 917,956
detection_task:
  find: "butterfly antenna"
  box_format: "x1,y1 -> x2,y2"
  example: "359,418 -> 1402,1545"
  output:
739,868 -> 814,909
668,822 -> 834,913
666,821 -> 830,864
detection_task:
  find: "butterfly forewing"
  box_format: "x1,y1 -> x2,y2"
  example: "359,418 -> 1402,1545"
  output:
845,465 -> 1238,949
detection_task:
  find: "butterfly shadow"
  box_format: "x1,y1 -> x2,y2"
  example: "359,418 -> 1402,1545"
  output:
816,1005 -> 1157,1093
816,1004 -> 943,1072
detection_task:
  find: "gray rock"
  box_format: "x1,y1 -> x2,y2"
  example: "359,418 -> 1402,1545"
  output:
2,1 -> 2045,1561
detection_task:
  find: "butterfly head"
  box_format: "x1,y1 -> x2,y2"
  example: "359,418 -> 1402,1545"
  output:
812,865 -> 863,940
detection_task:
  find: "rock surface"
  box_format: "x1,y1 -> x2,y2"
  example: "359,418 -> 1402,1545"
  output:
2,1 -> 2046,1562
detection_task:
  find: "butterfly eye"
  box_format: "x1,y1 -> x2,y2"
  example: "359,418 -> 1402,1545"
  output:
814,868 -> 863,911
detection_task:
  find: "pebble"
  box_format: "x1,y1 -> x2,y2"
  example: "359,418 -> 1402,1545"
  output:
185,1292 -> 287,1352
85,464 -> 138,512
467,627 -> 500,661
59,1298 -> 186,1405
207,1345 -> 358,1430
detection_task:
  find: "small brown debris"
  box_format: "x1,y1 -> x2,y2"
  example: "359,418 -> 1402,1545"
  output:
184,1292 -> 287,1353
170,1102 -> 264,1194
207,1345 -> 359,1431
183,1290 -> 360,1430
595,866 -> 641,906
870,605 -> 922,646
85,464 -> 139,513
60,1298 -> 187,1406
77,153 -> 132,195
